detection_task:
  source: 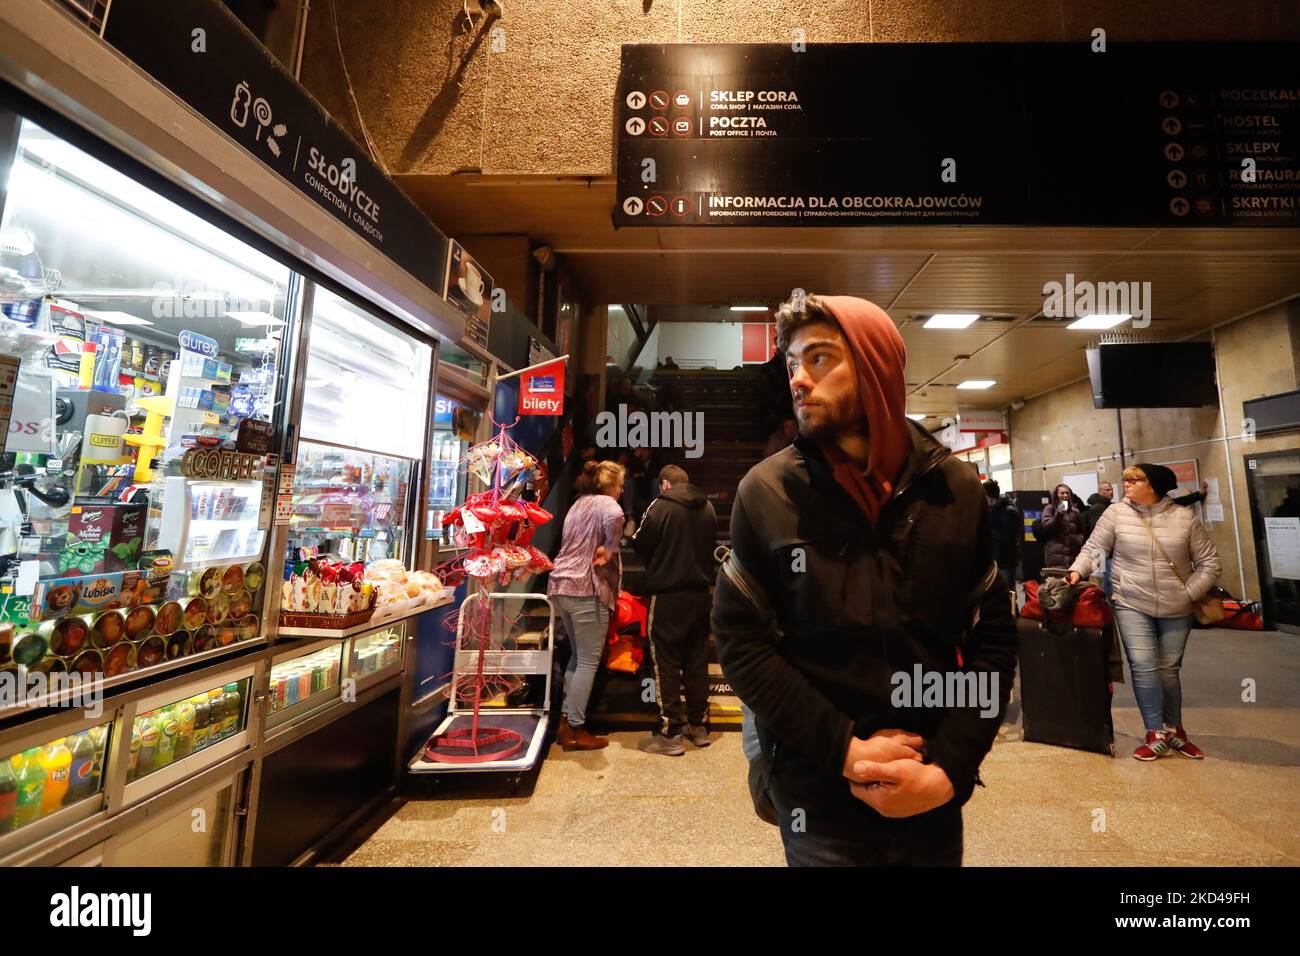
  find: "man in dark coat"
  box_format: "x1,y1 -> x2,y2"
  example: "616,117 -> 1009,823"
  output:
711,293 -> 1017,867
983,480 -> 1022,588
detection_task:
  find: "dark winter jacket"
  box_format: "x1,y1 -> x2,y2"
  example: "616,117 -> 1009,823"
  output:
711,423 -> 1018,829
988,494 -> 1022,573
1035,497 -> 1088,568
1083,493 -> 1111,537
631,482 -> 718,594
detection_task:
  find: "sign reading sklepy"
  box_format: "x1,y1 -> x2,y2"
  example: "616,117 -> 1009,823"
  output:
519,361 -> 565,416
615,43 -> 1300,227
103,0 -> 449,293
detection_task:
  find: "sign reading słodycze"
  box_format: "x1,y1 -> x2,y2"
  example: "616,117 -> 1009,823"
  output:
615,43 -> 1300,227
104,0 -> 449,292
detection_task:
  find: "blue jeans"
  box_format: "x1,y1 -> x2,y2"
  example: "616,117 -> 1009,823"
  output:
1113,606 -> 1194,732
553,593 -> 609,728
776,801 -> 963,867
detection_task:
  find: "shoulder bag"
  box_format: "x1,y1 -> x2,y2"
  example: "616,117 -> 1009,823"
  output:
1135,512 -> 1226,625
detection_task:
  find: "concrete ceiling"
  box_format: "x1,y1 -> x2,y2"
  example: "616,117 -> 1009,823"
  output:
398,173 -> 1300,419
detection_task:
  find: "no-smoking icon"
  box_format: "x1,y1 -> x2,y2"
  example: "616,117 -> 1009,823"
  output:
649,90 -> 670,110
646,195 -> 668,216
649,116 -> 669,137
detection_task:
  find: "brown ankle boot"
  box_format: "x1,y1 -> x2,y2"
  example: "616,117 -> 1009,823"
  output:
568,722 -> 609,751
556,716 -> 577,749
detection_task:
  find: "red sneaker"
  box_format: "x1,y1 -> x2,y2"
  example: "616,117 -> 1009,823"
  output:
1133,731 -> 1170,761
1166,725 -> 1205,759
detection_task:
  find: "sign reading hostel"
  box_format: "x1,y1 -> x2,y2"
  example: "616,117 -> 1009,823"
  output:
103,0 -> 449,293
615,43 -> 1300,227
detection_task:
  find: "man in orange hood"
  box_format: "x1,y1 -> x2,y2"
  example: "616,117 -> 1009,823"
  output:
713,293 -> 1018,866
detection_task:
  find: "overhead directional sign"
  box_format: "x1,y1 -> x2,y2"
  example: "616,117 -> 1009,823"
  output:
615,42 -> 1300,227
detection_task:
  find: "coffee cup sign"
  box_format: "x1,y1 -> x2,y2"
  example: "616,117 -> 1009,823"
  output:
181,447 -> 263,481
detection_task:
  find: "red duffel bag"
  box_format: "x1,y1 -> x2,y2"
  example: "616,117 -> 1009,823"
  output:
1020,579 -> 1113,629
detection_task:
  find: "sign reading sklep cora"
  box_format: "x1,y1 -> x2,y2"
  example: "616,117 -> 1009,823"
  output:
596,404 -> 705,459
519,360 -> 566,416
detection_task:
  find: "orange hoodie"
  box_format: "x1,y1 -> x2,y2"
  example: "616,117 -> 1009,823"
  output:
812,296 -> 912,524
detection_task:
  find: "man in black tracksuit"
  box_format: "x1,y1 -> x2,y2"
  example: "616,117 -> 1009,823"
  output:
712,293 -> 1018,866
632,464 -> 718,755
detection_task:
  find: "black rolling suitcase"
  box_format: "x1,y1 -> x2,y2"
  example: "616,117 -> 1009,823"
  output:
1017,618 -> 1115,756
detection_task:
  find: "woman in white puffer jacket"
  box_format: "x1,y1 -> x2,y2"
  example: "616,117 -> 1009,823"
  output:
1067,463 -> 1221,762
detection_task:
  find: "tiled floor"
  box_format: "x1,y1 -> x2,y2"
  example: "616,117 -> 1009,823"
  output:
338,627 -> 1300,866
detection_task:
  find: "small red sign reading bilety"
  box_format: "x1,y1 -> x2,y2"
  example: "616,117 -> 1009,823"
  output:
520,360 -> 565,416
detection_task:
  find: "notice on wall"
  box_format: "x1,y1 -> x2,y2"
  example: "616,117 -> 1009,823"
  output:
1063,471 -> 1099,503
1264,516 -> 1300,580
1204,477 -> 1225,522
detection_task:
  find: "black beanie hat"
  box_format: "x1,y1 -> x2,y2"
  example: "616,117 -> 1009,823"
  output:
1135,462 -> 1178,498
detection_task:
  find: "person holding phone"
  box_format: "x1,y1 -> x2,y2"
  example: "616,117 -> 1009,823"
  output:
1034,482 -> 1087,569
1065,464 -> 1221,761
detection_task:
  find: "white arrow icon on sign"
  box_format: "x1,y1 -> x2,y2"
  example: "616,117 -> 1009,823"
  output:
622,197 -> 644,215
626,91 -> 646,110
626,117 -> 646,136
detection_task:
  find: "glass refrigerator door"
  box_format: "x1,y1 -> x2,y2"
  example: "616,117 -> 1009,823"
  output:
347,621 -> 406,686
266,640 -> 344,727
291,286 -> 431,574
0,719 -> 113,849
0,113 -> 289,698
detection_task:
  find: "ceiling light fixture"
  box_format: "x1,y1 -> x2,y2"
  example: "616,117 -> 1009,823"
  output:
729,305 -> 769,312
225,311 -> 286,327
906,413 -> 928,421
923,313 -> 980,329
956,379 -> 997,390
83,310 -> 154,327
1067,313 -> 1132,330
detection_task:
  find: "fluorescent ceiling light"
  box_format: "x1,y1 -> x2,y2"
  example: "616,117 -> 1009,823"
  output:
729,305 -> 769,312
84,310 -> 154,327
225,311 -> 286,327
923,313 -> 980,329
906,413 -> 928,421
956,379 -> 997,390
1066,313 -> 1131,330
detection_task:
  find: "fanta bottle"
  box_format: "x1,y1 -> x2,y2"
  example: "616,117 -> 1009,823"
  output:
38,739 -> 71,816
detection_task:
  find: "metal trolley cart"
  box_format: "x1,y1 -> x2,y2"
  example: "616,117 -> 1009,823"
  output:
408,591 -> 554,790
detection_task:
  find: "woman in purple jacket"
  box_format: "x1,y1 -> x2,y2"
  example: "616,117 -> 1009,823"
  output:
548,460 -> 626,750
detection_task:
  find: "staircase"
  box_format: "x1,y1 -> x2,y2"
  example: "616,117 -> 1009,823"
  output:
591,367 -> 774,731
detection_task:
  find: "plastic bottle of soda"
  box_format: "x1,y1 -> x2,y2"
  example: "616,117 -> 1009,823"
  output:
173,698 -> 196,760
207,689 -> 226,742
88,725 -> 108,790
0,758 -> 17,831
38,739 -> 71,816
13,749 -> 45,828
136,712 -> 160,776
127,719 -> 141,782
155,707 -> 178,768
221,683 -> 242,738
65,731 -> 97,803
191,694 -> 211,752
